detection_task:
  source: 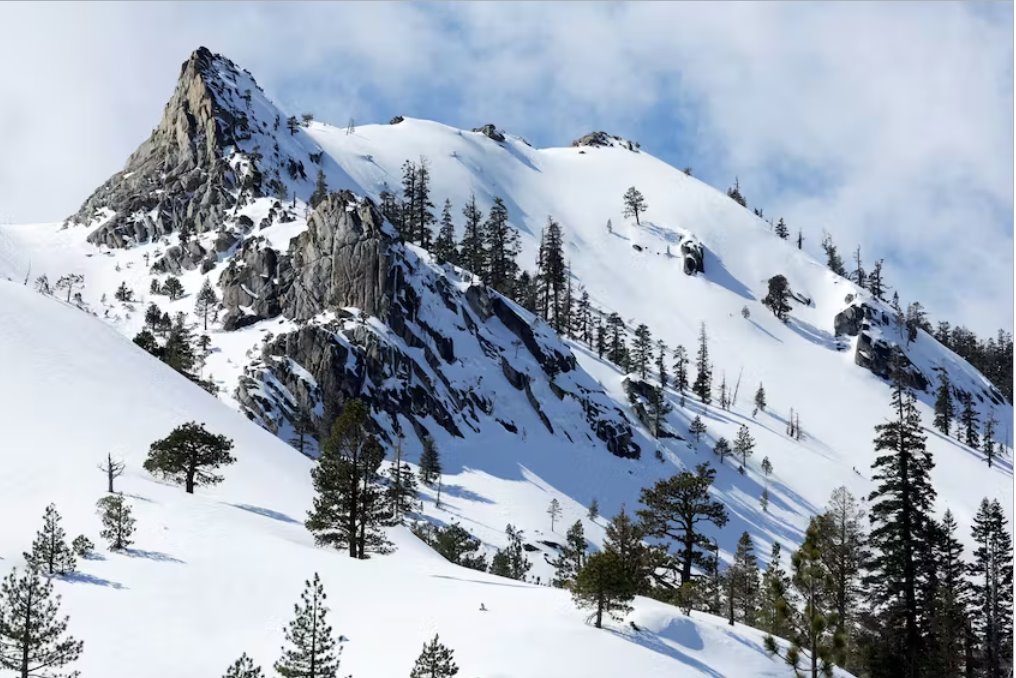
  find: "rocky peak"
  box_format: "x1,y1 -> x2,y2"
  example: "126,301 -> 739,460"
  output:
570,130 -> 640,152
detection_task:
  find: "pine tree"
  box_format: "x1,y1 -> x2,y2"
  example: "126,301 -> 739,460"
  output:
576,289 -> 592,345
718,373 -> 729,411
713,437 -> 731,463
671,345 -> 689,394
458,194 -> 485,278
731,532 -> 760,624
386,455 -> 419,524
289,403 -> 315,458
418,435 -> 442,487
969,498 -> 1013,678
692,323 -> 712,404
144,421 -> 235,493
637,463 -> 728,585
411,157 -> 436,248
275,573 -> 342,678
163,312 -> 197,375
551,520 -> 588,588
655,340 -> 669,386
774,218 -> 789,240
412,522 -> 488,571
933,373 -> 954,436
759,542 -> 792,638
982,412 -> 998,468
587,498 -> 599,521
688,416 -> 706,445
305,399 -> 393,559
114,281 -> 134,303
96,494 -> 135,550
868,259 -> 888,301
924,510 -> 969,678
70,536 -> 93,559
433,199 -> 458,265
754,384 -> 767,414
0,567 -> 83,678
309,169 -> 329,209
762,275 -> 792,321
959,391 -> 980,449
622,187 -> 648,225
865,353 -> 936,678
571,551 -> 635,628
727,178 -> 747,207
821,487 -> 866,668
766,516 -> 844,678
194,278 -> 219,331
820,233 -> 847,276
547,498 -> 563,532
733,424 -> 755,469
605,313 -> 627,367
223,653 -> 264,678
536,218 -> 567,332
630,324 -> 653,378
24,504 -> 75,576
144,301 -> 162,328
488,524 -> 531,581
603,507 -> 652,594
482,197 -> 519,295
162,275 -> 184,301
410,634 -> 459,678
796,230 -> 804,251
849,246 -> 866,289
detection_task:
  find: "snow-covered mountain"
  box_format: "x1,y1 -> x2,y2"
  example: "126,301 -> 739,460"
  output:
0,46 -> 1009,677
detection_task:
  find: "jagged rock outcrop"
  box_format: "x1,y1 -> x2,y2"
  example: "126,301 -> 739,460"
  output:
472,124 -> 505,143
679,234 -> 705,275
834,302 -> 928,391
228,192 -> 641,459
622,376 -> 678,439
67,47 -> 317,264
571,131 -> 640,152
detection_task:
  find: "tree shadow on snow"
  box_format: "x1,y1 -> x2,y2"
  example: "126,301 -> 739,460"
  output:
123,548 -> 184,564
437,484 -> 495,505
63,572 -> 126,590
747,319 -> 783,344
228,503 -> 301,524
786,317 -> 843,352
702,250 -> 753,301
607,621 -> 725,678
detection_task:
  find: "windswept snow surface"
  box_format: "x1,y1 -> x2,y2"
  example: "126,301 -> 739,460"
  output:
0,281 -> 847,677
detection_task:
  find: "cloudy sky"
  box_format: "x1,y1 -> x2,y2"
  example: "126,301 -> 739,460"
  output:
0,2 -> 1011,335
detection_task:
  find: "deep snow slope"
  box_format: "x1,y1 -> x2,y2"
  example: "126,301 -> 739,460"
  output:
0,281 -> 848,677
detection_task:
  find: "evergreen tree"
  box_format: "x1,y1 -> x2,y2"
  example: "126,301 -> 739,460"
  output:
849,246 -> 866,289
411,157 -> 436,248
959,391 -> 980,449
412,522 -> 487,571
588,498 -> 599,521
630,324 -> 653,378
24,505 -> 75,576
731,532 -> 760,624
727,178 -> 747,207
70,536 -> 93,559
378,182 -> 401,228
309,169 -> 329,209
692,323 -> 712,404
399,160 -> 419,240
637,463 -> 728,585
969,498 -> 1013,678
671,345 -> 689,394
551,520 -> 588,588
924,510 -> 969,678
647,382 -> 672,438
688,416 -> 706,444
162,275 -> 184,301
759,542 -> 792,638
433,199 -> 458,265
305,400 -> 393,559
144,422 -> 235,493
410,634 -> 459,678
982,413 -> 998,468
865,354 -> 936,678
223,654 -> 264,678
605,313 -> 628,367
571,551 -> 635,628
933,374 -> 954,436
754,383 -> 767,414
655,340 -> 668,386
386,455 -> 419,524
96,494 -> 135,550
163,312 -> 197,375
576,289 -> 592,345
622,186 -> 648,225
766,516 -> 844,678
418,436 -> 442,487
536,218 -> 567,332
821,487 -> 866,668
289,403 -> 315,458
820,233 -> 847,276
547,498 -> 563,532
144,302 -> 162,329
482,197 -> 519,295
275,573 -> 342,678
514,270 -> 537,311
458,194 -> 485,279
733,425 -> 755,468
114,281 -> 134,303
713,437 -> 731,463
594,315 -> 607,359
194,277 -> 219,331
868,259 -> 888,301
602,507 -> 652,595
775,218 -> 790,240
797,230 -> 804,251
488,524 -> 531,581
0,567 -> 83,678
762,275 -> 792,321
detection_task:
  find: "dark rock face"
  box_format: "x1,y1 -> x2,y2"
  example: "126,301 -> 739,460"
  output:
622,376 -> 678,440
229,194 -> 640,459
679,234 -> 705,276
835,301 -> 928,391
67,47 -> 314,261
570,131 -> 639,152
389,115 -> 405,125
472,124 -> 506,143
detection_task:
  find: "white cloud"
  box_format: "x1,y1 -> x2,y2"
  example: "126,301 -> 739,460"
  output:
0,2 -> 1010,334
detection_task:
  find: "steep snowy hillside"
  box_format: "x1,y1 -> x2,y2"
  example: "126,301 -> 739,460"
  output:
0,280 -> 848,677
0,46 -> 1010,677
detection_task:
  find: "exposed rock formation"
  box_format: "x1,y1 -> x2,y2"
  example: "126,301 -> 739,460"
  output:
472,124 -> 506,143
679,234 -> 705,275
571,131 -> 640,152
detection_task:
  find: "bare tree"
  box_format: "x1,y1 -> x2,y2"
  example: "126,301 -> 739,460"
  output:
98,453 -> 126,493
